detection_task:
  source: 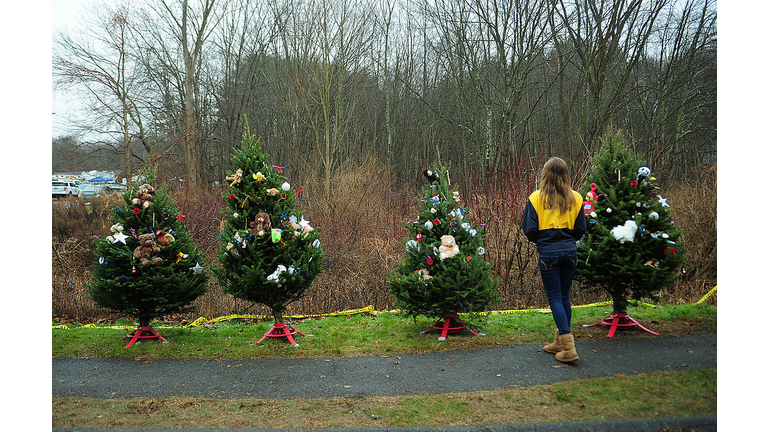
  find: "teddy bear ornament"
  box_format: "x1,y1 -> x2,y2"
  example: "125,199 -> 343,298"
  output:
134,233 -> 162,266
438,235 -> 460,260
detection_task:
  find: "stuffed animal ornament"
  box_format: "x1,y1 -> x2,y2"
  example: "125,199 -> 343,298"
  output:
439,235 -> 460,260
423,169 -> 440,184
637,166 -> 651,183
132,184 -> 155,209
133,233 -> 163,266
250,212 -> 271,237
610,220 -> 638,244
583,183 -> 597,215
155,230 -> 175,247
267,264 -> 287,284
226,169 -> 244,187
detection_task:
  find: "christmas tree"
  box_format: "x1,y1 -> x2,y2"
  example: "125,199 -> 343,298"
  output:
389,168 -> 499,339
213,125 -> 323,346
87,169 -> 209,347
576,130 -> 687,328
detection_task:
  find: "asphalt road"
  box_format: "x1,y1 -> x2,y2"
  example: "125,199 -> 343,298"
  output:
53,333 -> 717,431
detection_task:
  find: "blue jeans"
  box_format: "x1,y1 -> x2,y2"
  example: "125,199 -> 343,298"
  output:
538,252 -> 578,335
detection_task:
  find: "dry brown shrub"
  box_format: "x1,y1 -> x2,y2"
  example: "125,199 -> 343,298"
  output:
51,162 -> 717,323
52,194 -> 124,319
290,159 -> 413,313
656,165 -> 717,305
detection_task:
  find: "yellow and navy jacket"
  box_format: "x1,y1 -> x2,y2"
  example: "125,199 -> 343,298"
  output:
522,190 -> 586,254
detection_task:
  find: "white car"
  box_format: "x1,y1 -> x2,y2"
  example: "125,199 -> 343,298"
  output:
77,184 -> 127,199
52,180 -> 80,198
77,184 -> 105,199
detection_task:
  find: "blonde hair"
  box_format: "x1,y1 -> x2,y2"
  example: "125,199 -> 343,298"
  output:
539,157 -> 575,214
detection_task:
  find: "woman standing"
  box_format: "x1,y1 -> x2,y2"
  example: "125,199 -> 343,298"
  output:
522,157 -> 586,363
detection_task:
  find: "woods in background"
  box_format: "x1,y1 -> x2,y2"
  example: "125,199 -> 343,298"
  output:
53,0 -> 716,189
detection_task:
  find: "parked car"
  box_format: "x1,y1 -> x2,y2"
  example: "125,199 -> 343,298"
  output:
52,180 -> 80,198
102,184 -> 127,195
76,184 -> 127,199
77,184 -> 105,199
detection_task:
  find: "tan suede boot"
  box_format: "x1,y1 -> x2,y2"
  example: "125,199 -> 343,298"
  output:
555,333 -> 579,362
543,331 -> 562,353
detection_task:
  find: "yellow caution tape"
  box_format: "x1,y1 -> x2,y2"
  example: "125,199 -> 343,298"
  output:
52,287 -> 715,330
185,305 -> 376,328
695,285 -> 717,304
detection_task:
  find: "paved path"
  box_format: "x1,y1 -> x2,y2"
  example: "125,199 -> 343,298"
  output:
53,334 -> 717,431
54,334 -> 715,399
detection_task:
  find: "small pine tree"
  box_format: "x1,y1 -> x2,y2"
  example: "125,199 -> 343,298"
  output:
389,168 -> 499,321
576,129 -> 687,313
213,125 -> 323,326
87,169 -> 208,330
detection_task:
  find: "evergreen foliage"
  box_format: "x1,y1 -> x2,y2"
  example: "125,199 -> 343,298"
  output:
87,169 -> 209,327
576,130 -> 687,313
213,126 -> 324,323
389,168 -> 499,319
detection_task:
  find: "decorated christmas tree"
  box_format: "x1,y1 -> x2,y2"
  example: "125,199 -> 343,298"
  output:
576,129 -> 687,335
87,169 -> 209,347
389,168 -> 499,339
213,124 -> 323,346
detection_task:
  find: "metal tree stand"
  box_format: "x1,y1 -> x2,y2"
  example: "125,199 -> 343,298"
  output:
421,313 -> 486,341
121,326 -> 169,348
257,321 -> 305,347
585,312 -> 659,337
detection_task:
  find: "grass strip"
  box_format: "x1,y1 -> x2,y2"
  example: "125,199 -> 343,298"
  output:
53,304 -> 716,359
53,368 -> 716,430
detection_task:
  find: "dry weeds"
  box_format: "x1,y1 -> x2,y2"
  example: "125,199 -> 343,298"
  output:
52,162 -> 716,323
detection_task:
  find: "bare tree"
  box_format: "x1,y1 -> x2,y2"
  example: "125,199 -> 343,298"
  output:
52,0 -> 716,187
53,0 -> 149,185
208,0 -> 278,182
629,0 -> 717,173
140,0 -> 222,188
275,0 -> 376,191
552,0 -> 669,157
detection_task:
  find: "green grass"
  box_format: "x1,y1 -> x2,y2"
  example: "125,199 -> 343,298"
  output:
52,303 -> 716,359
53,368 -> 716,430
53,303 -> 716,430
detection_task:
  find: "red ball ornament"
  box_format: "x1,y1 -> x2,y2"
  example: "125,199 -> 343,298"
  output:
133,208 -> 141,215
426,256 -> 433,265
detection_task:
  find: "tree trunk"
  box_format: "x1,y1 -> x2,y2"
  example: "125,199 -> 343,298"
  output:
139,316 -> 150,327
611,291 -> 629,314
272,309 -> 283,325
184,69 -> 199,188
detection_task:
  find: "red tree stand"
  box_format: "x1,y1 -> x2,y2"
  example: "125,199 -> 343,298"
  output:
121,326 -> 169,348
421,313 -> 486,341
585,312 -> 659,337
257,321 -> 305,347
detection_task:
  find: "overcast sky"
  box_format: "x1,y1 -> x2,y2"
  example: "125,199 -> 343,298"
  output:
52,0 -> 86,139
